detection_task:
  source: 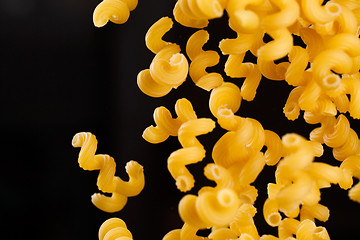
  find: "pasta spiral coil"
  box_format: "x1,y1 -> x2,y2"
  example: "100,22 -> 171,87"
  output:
93,0 -> 138,27
98,217 -> 133,240
72,132 -> 145,212
186,30 -> 223,91
137,18 -> 189,97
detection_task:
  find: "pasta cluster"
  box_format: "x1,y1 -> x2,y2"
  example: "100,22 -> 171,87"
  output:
79,0 -> 360,239
72,132 -> 145,213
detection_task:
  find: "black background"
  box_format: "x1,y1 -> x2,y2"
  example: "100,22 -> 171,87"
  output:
1,0 -> 360,239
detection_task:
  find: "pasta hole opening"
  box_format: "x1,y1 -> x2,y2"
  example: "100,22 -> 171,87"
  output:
176,176 -> 193,192
268,213 -> 281,226
322,74 -> 341,90
325,2 -> 341,17
282,133 -> 302,147
217,189 -> 235,207
211,165 -> 221,179
218,108 -> 233,118
170,53 -> 184,66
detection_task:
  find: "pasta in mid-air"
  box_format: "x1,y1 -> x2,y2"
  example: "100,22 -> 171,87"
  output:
73,0 -> 360,238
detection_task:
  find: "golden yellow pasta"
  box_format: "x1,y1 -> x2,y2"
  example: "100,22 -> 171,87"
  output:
84,0 -> 360,238
93,0 -> 138,27
98,217 -> 133,240
72,132 -> 145,212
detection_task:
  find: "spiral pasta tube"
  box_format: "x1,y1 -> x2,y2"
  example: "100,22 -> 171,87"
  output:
186,30 -> 223,91
72,132 -> 145,212
137,17 -> 189,97
168,118 -> 215,192
142,98 -> 198,144
98,217 -> 133,240
93,0 -> 138,27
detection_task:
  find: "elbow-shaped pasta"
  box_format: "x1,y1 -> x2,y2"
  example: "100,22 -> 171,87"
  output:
225,54 -> 262,101
187,30 -> 223,91
196,188 -> 240,226
285,46 -> 309,86
145,17 -> 173,54
236,185 -> 258,205
168,147 -> 206,192
98,218 -> 132,240
262,0 -> 300,31
204,163 -> 234,188
209,82 -> 242,118
263,198 -> 282,227
332,4 -> 358,34
173,1 -> 209,28
264,130 -> 283,166
257,28 -> 293,61
301,0 -> 342,24
300,203 -> 330,222
333,93 -> 350,113
278,218 -> 300,239
93,0 -> 138,27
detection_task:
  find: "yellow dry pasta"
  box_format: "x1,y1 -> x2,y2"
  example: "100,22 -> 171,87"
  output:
98,217 -> 133,240
93,0 -> 138,27
186,30 -> 223,91
72,132 -> 145,212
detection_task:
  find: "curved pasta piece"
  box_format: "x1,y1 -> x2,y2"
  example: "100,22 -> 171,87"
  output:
285,46 -> 309,86
173,1 -> 209,28
225,54 -> 262,101
187,30 -> 223,91
209,82 -> 242,118
145,17 -> 173,54
257,28 -> 293,61
263,198 -> 282,227
98,217 -> 133,240
142,98 -> 197,144
301,0 -> 341,24
299,203 -> 329,222
263,130 -> 283,166
72,132 -> 145,212
93,0 -> 138,27
262,0 -> 299,31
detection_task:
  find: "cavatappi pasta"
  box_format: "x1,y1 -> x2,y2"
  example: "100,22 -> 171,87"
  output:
72,132 -> 145,212
77,0 -> 360,239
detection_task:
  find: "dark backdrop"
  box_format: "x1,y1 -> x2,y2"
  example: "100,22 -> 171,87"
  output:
1,0 -> 360,239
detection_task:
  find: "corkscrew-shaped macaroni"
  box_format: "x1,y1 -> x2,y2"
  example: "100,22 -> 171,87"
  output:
98,218 -> 133,240
173,0 -> 225,29
168,117 -> 215,192
93,0 -> 138,27
72,132 -> 145,212
186,30 -> 223,91
142,98 -> 197,143
137,17 -> 189,97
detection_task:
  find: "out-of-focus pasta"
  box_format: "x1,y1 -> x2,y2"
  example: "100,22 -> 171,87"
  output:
98,217 -> 133,240
93,0 -> 138,27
